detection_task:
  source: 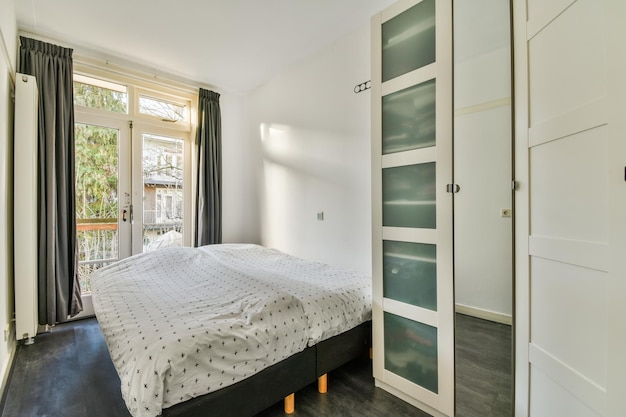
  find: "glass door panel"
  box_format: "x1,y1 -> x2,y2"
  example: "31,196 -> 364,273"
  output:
140,133 -> 185,252
384,312 -> 438,393
382,0 -> 436,82
383,240 -> 437,310
75,121 -> 130,294
382,79 -> 436,154
382,162 -> 436,229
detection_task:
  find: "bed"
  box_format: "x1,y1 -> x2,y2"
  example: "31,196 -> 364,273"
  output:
91,244 -> 372,417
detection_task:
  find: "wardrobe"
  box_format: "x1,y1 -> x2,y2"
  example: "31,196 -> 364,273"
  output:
370,1 -> 513,416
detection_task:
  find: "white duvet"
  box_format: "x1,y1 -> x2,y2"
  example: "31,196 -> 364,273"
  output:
91,244 -> 371,417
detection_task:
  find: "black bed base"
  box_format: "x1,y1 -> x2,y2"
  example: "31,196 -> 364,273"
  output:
163,321 -> 372,417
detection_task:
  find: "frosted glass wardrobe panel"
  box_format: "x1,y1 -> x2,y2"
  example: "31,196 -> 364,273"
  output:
382,162 -> 436,229
383,240 -> 437,310
372,0 -> 453,414
382,0 -> 436,82
384,312 -> 438,393
382,79 -> 436,154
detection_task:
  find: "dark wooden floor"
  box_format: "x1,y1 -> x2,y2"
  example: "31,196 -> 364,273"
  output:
0,314 -> 511,417
455,314 -> 512,417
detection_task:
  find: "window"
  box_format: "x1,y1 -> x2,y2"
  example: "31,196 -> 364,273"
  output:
139,94 -> 187,122
73,74 -> 128,113
154,189 -> 181,222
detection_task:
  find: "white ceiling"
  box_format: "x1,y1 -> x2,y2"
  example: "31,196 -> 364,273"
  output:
15,0 -> 396,94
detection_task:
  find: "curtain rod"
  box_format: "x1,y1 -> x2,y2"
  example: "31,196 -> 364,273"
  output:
18,30 -> 219,96
74,54 -> 206,96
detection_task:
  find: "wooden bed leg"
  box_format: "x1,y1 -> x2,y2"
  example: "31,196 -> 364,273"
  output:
284,393 -> 295,414
318,373 -> 328,394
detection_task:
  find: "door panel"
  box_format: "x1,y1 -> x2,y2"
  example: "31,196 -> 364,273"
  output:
381,0 -> 436,82
514,0 -> 626,415
74,116 -> 131,317
384,312 -> 439,392
137,132 -> 185,253
382,240 -> 437,311
372,0 -> 454,415
382,78 -> 436,154
527,1 -> 609,413
382,163 -> 436,229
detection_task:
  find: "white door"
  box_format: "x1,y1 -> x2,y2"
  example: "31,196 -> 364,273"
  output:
371,1 -> 454,416
130,124 -> 191,255
513,0 -> 626,416
74,115 -> 132,318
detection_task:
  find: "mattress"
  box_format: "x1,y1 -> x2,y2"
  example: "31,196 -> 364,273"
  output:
91,244 -> 371,417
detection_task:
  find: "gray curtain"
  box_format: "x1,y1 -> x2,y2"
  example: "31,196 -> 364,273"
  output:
19,37 -> 82,325
194,89 -> 222,246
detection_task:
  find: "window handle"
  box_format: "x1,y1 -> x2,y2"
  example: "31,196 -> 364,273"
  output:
122,209 -> 127,222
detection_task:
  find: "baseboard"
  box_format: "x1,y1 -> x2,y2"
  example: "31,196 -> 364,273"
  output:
455,304 -> 512,325
374,378 -> 450,417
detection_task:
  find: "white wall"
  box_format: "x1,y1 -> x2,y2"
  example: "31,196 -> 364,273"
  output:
0,0 -> 17,396
244,24 -> 372,274
453,0 -> 513,321
220,92 -> 261,244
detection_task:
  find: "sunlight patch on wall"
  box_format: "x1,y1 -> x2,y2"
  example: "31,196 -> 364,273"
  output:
260,123 -> 291,158
260,160 -> 291,248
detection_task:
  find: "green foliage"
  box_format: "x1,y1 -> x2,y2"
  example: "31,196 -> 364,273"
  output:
73,80 -> 126,221
73,81 -> 127,113
75,123 -> 118,220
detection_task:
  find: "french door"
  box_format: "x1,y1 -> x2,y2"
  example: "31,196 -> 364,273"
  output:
74,114 -> 131,317
74,114 -> 189,317
71,71 -> 194,318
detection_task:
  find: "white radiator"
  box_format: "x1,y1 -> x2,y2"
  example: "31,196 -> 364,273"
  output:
14,73 -> 38,344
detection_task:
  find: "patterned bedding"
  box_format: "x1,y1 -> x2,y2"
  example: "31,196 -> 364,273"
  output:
91,244 -> 371,417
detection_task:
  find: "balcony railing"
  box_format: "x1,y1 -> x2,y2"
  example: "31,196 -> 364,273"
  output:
76,218 -> 118,294
76,217 -> 183,294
